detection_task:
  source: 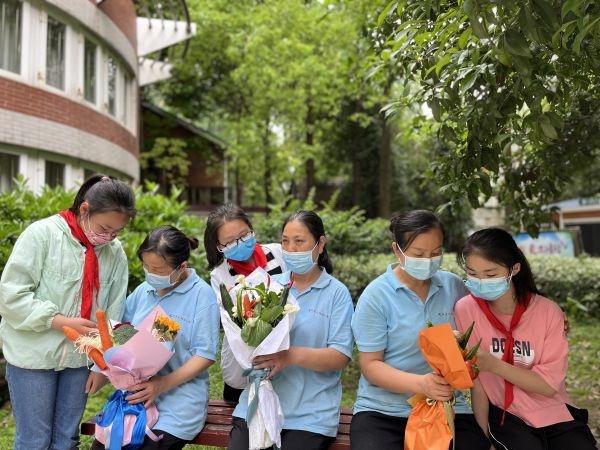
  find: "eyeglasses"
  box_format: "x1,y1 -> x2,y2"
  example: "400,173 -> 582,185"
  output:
217,230 -> 255,253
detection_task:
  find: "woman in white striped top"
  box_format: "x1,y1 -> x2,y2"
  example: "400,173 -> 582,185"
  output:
203,203 -> 286,402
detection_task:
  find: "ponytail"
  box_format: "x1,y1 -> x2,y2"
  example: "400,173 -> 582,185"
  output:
138,225 -> 198,268
70,174 -> 136,218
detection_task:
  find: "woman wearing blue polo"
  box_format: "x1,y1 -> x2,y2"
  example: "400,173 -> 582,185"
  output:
350,210 -> 489,450
90,226 -> 220,450
228,210 -> 354,450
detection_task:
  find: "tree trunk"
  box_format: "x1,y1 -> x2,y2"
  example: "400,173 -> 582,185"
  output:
159,169 -> 168,195
378,76 -> 394,218
263,118 -> 272,212
378,114 -> 393,218
234,165 -> 243,206
352,155 -> 362,207
304,101 -> 315,199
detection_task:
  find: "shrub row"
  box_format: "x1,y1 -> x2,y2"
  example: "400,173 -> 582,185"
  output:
335,253 -> 600,318
2,182 -> 598,318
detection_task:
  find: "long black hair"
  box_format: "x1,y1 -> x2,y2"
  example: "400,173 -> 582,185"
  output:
389,209 -> 445,251
282,210 -> 333,274
69,174 -> 136,218
204,203 -> 253,269
459,228 -> 541,305
138,225 -> 199,268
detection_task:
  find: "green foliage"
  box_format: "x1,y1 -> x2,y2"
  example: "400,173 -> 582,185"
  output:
0,180 -> 209,290
4,183 -> 597,318
251,191 -> 391,256
335,252 -> 600,318
155,0 -> 361,206
0,177 -> 73,272
376,0 -> 600,234
241,319 -> 273,348
140,137 -> 191,189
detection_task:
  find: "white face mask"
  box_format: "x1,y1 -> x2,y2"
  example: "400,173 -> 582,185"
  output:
282,242 -> 318,274
396,243 -> 443,280
144,267 -> 181,290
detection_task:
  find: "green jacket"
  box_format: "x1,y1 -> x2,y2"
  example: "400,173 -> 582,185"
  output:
0,215 -> 128,370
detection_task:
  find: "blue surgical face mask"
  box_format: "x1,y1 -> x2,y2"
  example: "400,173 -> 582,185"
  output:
396,243 -> 442,281
282,242 -> 318,275
465,273 -> 512,301
223,236 -> 256,261
144,267 -> 180,290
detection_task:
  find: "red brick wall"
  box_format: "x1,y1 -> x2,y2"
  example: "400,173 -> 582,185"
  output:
0,77 -> 138,156
93,0 -> 137,51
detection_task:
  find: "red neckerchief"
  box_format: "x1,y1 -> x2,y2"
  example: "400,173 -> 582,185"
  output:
474,295 -> 529,425
59,210 -> 99,319
227,243 -> 268,276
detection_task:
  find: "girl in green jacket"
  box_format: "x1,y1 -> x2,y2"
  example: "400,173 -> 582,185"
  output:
0,174 -> 135,450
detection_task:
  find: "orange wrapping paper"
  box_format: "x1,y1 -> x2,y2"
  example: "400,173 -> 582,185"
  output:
404,323 -> 474,450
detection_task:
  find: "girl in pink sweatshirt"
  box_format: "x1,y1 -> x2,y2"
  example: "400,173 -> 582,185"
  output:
454,228 -> 596,450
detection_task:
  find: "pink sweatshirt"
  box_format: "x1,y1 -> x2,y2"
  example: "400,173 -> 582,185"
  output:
454,294 -> 574,428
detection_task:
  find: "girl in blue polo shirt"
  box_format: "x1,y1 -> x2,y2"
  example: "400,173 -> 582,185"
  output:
350,210 -> 489,450
228,210 -> 354,450
90,226 -> 220,450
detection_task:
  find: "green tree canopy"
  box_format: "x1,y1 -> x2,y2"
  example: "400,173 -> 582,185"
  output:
376,0 -> 600,233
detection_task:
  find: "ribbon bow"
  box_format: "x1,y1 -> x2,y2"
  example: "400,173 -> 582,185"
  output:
243,367 -> 270,423
95,390 -> 148,450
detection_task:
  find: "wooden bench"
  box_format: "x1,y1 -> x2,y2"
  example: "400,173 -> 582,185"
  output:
81,400 -> 352,449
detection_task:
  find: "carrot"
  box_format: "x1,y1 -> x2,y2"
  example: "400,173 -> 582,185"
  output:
63,326 -> 81,342
62,326 -> 107,370
96,310 -> 113,351
88,348 -> 107,370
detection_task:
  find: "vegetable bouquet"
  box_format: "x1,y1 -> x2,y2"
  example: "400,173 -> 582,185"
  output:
217,268 -> 299,450
63,306 -> 179,450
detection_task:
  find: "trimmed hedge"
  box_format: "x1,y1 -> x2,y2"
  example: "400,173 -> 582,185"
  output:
335,253 -> 600,318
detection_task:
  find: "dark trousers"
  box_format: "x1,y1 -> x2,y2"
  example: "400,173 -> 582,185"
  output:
224,382 -> 243,404
90,430 -> 188,450
349,410 -> 489,450
488,403 -> 597,450
228,417 -> 335,450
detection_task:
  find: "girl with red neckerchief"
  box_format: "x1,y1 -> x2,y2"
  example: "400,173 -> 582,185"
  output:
203,203 -> 286,403
454,228 -> 596,450
0,174 -> 135,450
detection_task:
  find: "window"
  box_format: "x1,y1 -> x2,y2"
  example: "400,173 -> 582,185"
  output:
107,56 -> 117,116
84,39 -> 96,103
186,187 -> 225,206
0,152 -> 19,192
122,72 -> 131,125
46,16 -> 66,89
0,0 -> 22,73
45,160 -> 64,188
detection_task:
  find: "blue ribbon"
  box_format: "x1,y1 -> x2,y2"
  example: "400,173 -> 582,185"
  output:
95,390 -> 148,450
243,368 -> 269,423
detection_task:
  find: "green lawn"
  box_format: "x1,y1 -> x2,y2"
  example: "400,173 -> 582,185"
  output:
0,321 -> 598,449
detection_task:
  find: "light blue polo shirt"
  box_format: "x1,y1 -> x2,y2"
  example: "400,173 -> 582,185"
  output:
123,269 -> 220,440
352,264 -> 471,417
233,269 -> 354,437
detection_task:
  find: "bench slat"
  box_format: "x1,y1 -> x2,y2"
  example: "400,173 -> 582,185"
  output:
206,414 -> 233,425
